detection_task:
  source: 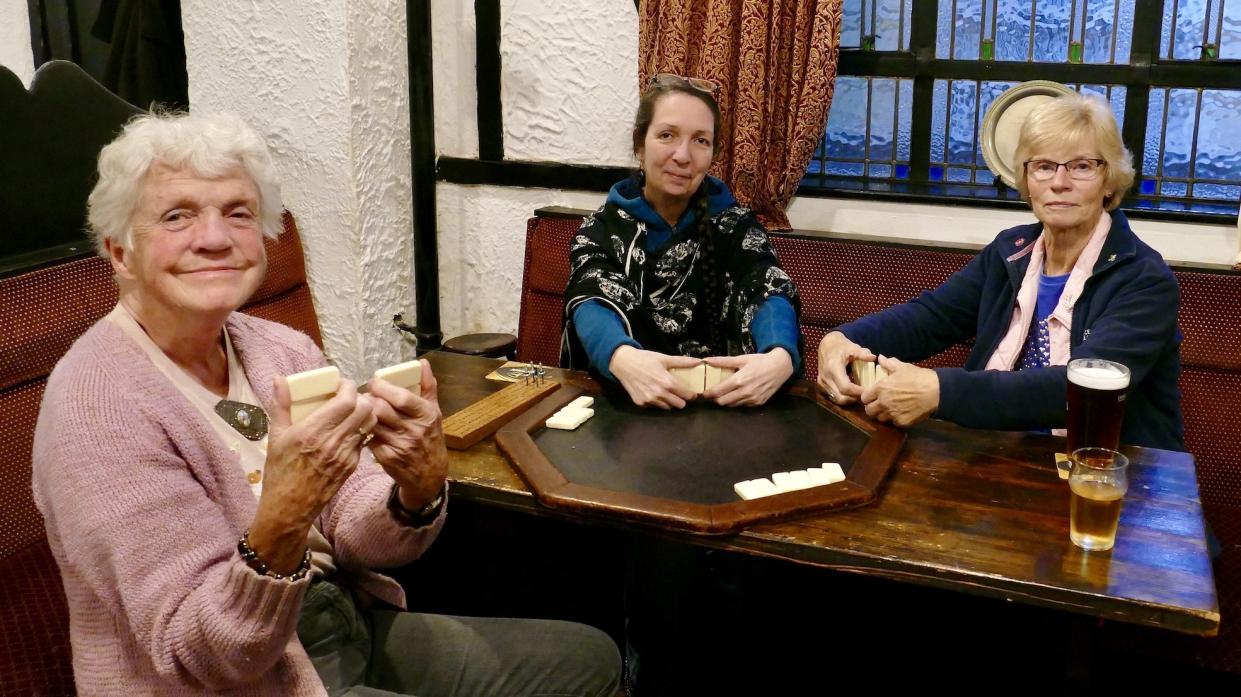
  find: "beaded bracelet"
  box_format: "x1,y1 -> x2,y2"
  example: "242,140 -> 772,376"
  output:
237,529 -> 312,582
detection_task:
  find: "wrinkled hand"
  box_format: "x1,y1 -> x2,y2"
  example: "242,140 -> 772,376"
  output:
609,346 -> 703,409
861,355 -> 939,427
702,349 -> 793,407
816,331 -> 876,405
366,359 -> 449,510
251,376 -> 377,573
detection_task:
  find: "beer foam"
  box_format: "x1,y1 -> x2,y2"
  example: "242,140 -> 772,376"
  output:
1068,364 -> 1130,391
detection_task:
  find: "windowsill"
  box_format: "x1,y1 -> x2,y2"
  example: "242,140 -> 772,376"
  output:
797,178 -> 1240,225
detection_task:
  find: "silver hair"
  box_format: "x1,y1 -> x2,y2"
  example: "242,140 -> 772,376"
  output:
86,112 -> 283,256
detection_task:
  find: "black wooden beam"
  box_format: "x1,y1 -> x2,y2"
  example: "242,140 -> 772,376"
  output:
438,156 -> 626,192
475,0 -> 504,160
1123,0 -> 1162,183
906,1 -> 937,184
838,52 -> 1241,89
407,0 -> 442,350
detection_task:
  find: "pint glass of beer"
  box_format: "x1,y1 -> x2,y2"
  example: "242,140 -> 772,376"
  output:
1068,447 -> 1129,551
1066,358 -> 1130,453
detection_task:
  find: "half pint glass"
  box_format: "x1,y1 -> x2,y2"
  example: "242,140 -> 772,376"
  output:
1069,447 -> 1129,551
1066,358 -> 1130,453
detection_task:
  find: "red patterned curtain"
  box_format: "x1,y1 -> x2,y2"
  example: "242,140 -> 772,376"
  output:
638,0 -> 843,230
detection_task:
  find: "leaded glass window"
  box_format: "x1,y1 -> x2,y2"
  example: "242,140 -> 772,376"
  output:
808,1 -> 1241,217
1161,0 -> 1241,59
842,0 -> 913,51
805,77 -> 912,185
937,0 -> 1135,62
1139,87 -> 1241,212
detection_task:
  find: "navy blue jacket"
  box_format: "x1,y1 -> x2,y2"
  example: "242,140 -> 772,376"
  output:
837,211 -> 1184,451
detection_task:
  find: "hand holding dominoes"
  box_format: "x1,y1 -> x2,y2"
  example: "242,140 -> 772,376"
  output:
367,360 -> 449,506
859,355 -> 940,428
701,350 -> 793,407
850,357 -> 890,391
285,360 -> 426,423
667,362 -> 736,397
609,346 -> 703,409
285,359 -> 448,506
816,331 -> 876,405
733,463 -> 847,500
251,369 -> 377,565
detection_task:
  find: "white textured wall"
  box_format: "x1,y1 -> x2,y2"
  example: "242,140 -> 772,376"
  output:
348,0 -> 415,371
500,0 -> 637,165
432,0 -> 636,339
786,196 -> 1239,267
182,0 -> 413,378
432,0 -> 478,158
437,183 -> 604,338
0,0 -> 34,86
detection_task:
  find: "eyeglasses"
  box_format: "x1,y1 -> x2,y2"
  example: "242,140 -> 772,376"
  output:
1024,158 -> 1107,182
649,73 -> 721,97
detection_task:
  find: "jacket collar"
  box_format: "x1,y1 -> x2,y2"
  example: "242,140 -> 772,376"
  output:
1001,209 -> 1136,288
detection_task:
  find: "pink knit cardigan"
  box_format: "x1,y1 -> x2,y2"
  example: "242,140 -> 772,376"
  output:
32,313 -> 445,696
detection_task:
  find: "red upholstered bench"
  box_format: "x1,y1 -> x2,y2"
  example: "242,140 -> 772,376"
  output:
0,212 -> 322,696
517,205 -> 1241,676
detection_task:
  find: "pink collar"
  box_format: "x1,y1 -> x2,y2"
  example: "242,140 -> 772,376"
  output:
985,213 -> 1112,372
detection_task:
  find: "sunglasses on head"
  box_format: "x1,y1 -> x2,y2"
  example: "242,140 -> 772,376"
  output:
649,73 -> 721,97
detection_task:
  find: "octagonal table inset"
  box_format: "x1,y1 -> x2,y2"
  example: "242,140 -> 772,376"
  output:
495,381 -> 906,534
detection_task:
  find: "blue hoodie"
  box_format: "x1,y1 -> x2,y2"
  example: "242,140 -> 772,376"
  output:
606,174 -> 737,250
573,176 -> 800,380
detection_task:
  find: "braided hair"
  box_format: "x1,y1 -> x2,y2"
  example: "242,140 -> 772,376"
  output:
632,78 -> 727,352
689,180 -> 725,353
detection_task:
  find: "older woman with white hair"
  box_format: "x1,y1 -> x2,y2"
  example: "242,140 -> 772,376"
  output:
31,112 -> 620,696
816,93 -> 1183,450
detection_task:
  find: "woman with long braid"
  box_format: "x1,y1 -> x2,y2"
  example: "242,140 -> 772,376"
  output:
563,74 -> 801,408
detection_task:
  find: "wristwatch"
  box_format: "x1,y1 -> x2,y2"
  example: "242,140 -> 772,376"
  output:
387,482 -> 446,528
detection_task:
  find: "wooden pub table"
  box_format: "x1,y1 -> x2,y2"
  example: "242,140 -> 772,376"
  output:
425,350 -> 1219,637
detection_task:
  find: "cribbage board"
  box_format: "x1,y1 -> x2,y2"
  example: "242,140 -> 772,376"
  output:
442,377 -> 560,449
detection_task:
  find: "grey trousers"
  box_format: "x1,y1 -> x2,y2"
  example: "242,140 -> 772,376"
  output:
296,578 -> 621,697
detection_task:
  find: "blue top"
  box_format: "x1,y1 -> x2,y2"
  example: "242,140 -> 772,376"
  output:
1036,270 -> 1070,321
835,210 -> 1184,451
1017,269 -> 1070,371
573,176 -> 801,381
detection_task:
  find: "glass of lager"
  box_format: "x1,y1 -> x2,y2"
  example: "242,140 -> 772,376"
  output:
1068,447 -> 1129,551
1066,358 -> 1130,453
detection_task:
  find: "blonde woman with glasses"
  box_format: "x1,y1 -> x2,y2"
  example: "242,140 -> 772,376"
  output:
816,93 -> 1184,451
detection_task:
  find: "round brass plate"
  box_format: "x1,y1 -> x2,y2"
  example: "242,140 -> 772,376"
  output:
980,81 -> 1076,188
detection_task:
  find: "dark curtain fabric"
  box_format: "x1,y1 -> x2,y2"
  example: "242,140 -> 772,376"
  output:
91,0 -> 188,109
27,0 -> 112,79
638,0 -> 843,230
